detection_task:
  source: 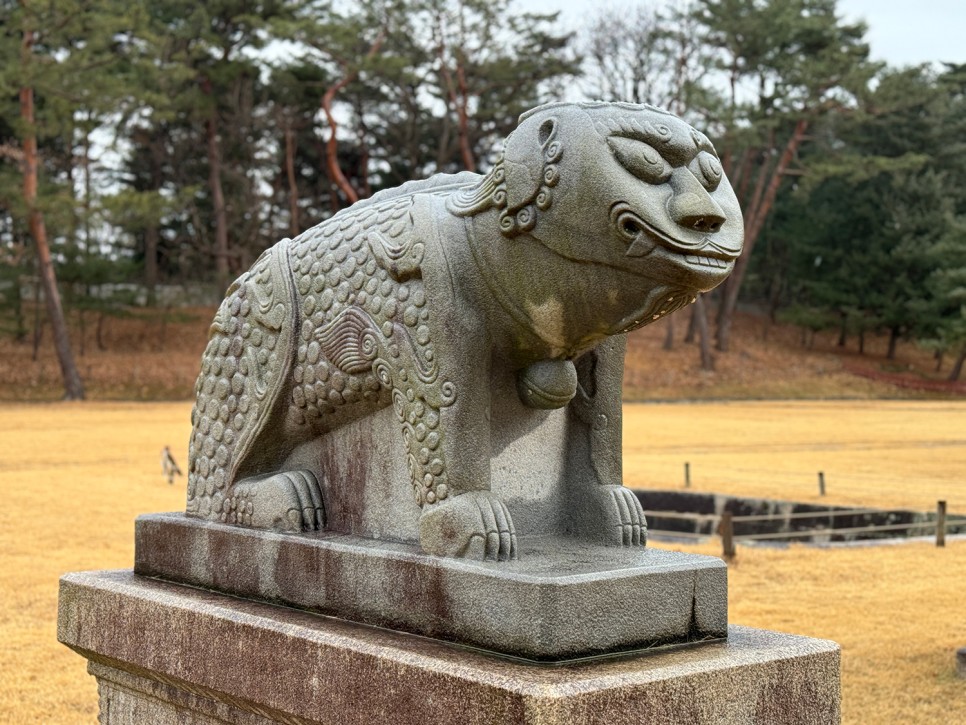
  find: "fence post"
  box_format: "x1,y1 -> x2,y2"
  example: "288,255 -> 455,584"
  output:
818,471 -> 826,496
684,462 -> 691,488
937,500 -> 947,547
720,511 -> 735,560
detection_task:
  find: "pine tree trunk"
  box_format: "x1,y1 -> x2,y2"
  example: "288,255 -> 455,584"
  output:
358,133 -> 372,199
886,326 -> 900,360
321,83 -> 359,207
19,36 -> 85,400
684,303 -> 698,343
284,123 -> 300,236
32,274 -> 42,361
436,110 -> 452,171
453,59 -> 476,172
206,115 -> 230,295
144,225 -> 158,306
716,119 -> 809,353
96,312 -> 107,351
159,307 -> 168,352
948,348 -> 966,382
858,329 -> 865,355
435,16 -> 475,173
320,31 -> 385,209
78,308 -> 86,357
695,295 -> 713,371
144,133 -> 164,306
13,272 -> 26,342
934,348 -> 943,372
663,316 -> 675,351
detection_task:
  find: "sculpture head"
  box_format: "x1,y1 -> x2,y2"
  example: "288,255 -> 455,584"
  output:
450,101 -> 744,350
507,102 -> 742,284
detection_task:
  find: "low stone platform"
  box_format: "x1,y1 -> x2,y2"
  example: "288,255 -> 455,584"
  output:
59,570 -> 840,725
134,513 -> 727,661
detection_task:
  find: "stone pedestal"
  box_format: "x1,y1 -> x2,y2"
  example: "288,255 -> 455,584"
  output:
134,513 -> 727,661
59,570 -> 840,725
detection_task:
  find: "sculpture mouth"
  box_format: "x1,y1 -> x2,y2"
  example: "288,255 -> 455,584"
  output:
625,219 -> 738,265
683,252 -> 731,269
612,204 -> 740,268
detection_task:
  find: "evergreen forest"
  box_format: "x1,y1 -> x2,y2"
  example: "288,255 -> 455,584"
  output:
2,0 -> 965,398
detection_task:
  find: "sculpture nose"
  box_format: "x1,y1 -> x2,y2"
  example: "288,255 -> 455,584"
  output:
668,171 -> 726,233
675,206 -> 725,233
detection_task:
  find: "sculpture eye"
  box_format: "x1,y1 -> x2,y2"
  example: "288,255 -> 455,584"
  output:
607,137 -> 672,185
692,152 -> 723,192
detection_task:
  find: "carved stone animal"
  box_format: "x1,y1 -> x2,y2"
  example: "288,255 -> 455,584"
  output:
186,101 -> 743,561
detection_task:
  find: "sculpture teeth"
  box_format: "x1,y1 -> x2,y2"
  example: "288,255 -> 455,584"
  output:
684,254 -> 726,269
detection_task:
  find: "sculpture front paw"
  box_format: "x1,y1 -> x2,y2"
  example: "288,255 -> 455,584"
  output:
583,485 -> 647,547
419,491 -> 518,561
225,470 -> 325,533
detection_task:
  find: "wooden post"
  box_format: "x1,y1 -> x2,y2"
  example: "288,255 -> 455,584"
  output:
818,471 -> 826,496
937,500 -> 947,548
720,511 -> 735,560
684,462 -> 691,488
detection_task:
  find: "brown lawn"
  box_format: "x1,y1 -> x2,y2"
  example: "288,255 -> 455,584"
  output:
3,307 -> 964,403
0,401 -> 963,724
624,400 -> 966,512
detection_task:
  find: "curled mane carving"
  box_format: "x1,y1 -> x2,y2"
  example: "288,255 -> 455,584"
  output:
446,116 -> 562,238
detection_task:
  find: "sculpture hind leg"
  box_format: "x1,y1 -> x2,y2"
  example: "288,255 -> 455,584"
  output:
225,469 -> 325,532
566,335 -> 646,546
187,239 -> 328,533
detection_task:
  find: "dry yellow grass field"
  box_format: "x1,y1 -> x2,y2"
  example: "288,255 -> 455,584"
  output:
0,401 -> 964,724
0,403 -> 189,724
624,400 -> 966,512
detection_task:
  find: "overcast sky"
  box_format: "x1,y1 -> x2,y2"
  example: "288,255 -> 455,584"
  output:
521,0 -> 966,68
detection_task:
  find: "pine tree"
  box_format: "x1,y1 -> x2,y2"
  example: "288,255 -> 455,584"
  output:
3,2 -> 137,397
692,0 -> 875,351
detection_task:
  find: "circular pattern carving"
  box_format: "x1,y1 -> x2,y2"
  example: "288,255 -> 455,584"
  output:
190,192 -> 463,517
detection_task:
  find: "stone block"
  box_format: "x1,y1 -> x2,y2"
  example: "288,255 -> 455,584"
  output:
135,512 -> 727,661
59,570 -> 840,725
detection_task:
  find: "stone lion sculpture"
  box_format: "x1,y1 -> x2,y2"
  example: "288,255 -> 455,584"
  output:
185,101 -> 743,561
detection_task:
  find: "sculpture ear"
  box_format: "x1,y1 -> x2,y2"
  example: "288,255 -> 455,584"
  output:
502,117 -> 557,210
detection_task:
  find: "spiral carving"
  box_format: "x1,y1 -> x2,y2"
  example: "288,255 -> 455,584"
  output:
543,165 -> 559,187
499,212 -> 516,234
439,381 -> 456,405
545,140 -> 562,163
516,207 -> 536,232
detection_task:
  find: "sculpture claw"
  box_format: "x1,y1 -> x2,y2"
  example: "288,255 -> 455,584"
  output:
583,485 -> 647,547
227,470 -> 326,533
419,491 -> 518,561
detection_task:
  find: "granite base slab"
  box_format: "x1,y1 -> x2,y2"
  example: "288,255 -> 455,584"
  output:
134,512 -> 727,661
59,570 -> 840,725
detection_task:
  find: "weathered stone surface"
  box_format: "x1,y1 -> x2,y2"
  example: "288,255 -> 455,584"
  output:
91,664 -> 280,725
59,571 -> 839,725
183,101 -> 745,563
135,512 -> 727,661
152,101 -> 745,663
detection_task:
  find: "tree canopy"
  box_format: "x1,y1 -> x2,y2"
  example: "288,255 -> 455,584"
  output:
2,0 -> 965,398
